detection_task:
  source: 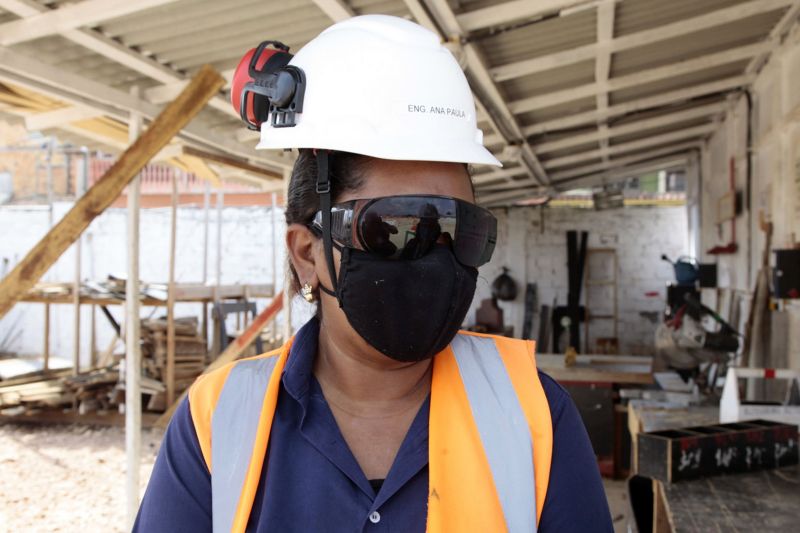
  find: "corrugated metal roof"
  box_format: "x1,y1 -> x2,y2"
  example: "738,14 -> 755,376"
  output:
502,60 -> 596,101
518,96 -> 598,126
476,8 -> 596,66
0,0 -> 795,202
610,61 -> 749,104
612,8 -> 788,77
614,0 -> 755,36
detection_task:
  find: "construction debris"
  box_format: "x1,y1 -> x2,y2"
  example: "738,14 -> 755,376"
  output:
0,315 -> 206,415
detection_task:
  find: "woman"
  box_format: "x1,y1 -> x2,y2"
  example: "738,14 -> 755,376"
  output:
136,15 -> 612,533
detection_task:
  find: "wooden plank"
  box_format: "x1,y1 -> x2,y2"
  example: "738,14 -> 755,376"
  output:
182,145 -> 282,181
166,173 -> 178,408
17,283 -> 274,306
155,292 -> 284,428
90,304 -> 97,368
0,65 -> 226,320
652,479 -> 673,533
43,302 -> 50,372
537,353 -> 653,384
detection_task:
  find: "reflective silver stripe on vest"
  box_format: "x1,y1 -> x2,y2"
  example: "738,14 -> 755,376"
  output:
211,357 -> 279,533
451,334 -> 536,533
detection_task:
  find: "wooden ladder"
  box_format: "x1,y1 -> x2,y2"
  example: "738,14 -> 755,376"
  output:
584,248 -> 618,353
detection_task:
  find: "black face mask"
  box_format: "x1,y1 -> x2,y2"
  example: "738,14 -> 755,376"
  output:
320,245 -> 478,362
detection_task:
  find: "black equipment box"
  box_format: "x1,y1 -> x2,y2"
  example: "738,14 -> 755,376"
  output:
774,248 -> 800,298
637,419 -> 798,483
697,263 -> 717,288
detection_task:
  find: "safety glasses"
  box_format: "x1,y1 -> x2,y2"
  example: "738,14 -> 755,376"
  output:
310,195 -> 497,267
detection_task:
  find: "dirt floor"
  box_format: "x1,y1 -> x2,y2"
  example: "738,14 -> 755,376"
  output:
0,421 -> 633,532
0,421 -> 162,533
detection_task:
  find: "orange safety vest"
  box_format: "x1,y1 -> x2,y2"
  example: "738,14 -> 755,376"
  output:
188,331 -> 553,532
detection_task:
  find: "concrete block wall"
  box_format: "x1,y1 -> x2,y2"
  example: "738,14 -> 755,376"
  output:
471,205 -> 689,355
700,22 -> 800,370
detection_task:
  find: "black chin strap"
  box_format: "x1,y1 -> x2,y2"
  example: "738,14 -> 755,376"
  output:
315,150 -> 339,300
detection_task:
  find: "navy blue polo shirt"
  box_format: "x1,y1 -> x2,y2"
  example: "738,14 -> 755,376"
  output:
135,318 -> 612,532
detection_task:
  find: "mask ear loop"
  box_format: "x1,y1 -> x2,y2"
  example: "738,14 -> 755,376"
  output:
315,150 -> 340,302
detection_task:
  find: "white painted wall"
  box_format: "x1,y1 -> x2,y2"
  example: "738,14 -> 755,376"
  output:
472,205 -> 689,355
0,202 -> 317,366
700,22 -> 800,370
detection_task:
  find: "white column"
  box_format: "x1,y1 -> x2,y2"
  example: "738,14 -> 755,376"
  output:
125,86 -> 143,530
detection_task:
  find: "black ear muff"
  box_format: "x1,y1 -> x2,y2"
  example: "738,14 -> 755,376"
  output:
231,40 -> 306,130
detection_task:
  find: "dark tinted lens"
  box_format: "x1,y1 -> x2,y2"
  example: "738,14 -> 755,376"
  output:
359,197 -> 457,260
454,201 -> 497,267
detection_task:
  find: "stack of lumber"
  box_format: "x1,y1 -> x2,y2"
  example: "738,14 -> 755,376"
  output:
23,275 -> 170,302
0,315 -> 206,415
62,366 -> 120,413
0,371 -> 73,409
141,316 -> 207,404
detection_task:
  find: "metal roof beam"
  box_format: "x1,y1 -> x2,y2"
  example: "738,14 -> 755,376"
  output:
524,75 -> 750,136
0,46 -> 291,172
310,0 -> 355,22
543,123 -> 714,169
480,152 -> 692,194
490,0 -> 795,82
594,0 -> 615,164
456,0 -> 593,33
422,0 -> 549,185
548,141 -> 700,181
534,101 -> 727,153
24,105 -> 103,130
472,165 -> 529,185
0,0 -> 178,46
551,156 -> 689,190
480,154 -> 690,206
746,1 -> 800,75
0,0 -> 236,118
510,42 -> 770,114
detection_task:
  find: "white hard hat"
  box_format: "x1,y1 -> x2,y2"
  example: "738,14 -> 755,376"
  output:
254,15 -> 501,167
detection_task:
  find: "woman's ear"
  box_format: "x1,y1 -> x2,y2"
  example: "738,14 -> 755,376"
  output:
286,223 -> 320,286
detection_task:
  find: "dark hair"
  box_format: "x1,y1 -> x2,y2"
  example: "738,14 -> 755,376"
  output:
285,149 -> 369,294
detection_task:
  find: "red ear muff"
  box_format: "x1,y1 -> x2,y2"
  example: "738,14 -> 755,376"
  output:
231,47 -> 269,126
231,41 -> 306,130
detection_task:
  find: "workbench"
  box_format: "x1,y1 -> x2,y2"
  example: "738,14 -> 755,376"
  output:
536,353 -> 654,384
628,401 -> 800,532
537,353 -> 654,477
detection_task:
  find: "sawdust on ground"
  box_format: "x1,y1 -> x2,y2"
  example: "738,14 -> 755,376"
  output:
0,422 -> 161,533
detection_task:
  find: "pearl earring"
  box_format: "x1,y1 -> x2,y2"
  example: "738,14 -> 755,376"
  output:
301,283 -> 315,303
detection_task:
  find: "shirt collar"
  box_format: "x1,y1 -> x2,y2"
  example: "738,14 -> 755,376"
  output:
281,315 -> 321,402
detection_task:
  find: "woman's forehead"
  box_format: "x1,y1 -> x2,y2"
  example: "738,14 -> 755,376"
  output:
339,158 -> 474,203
